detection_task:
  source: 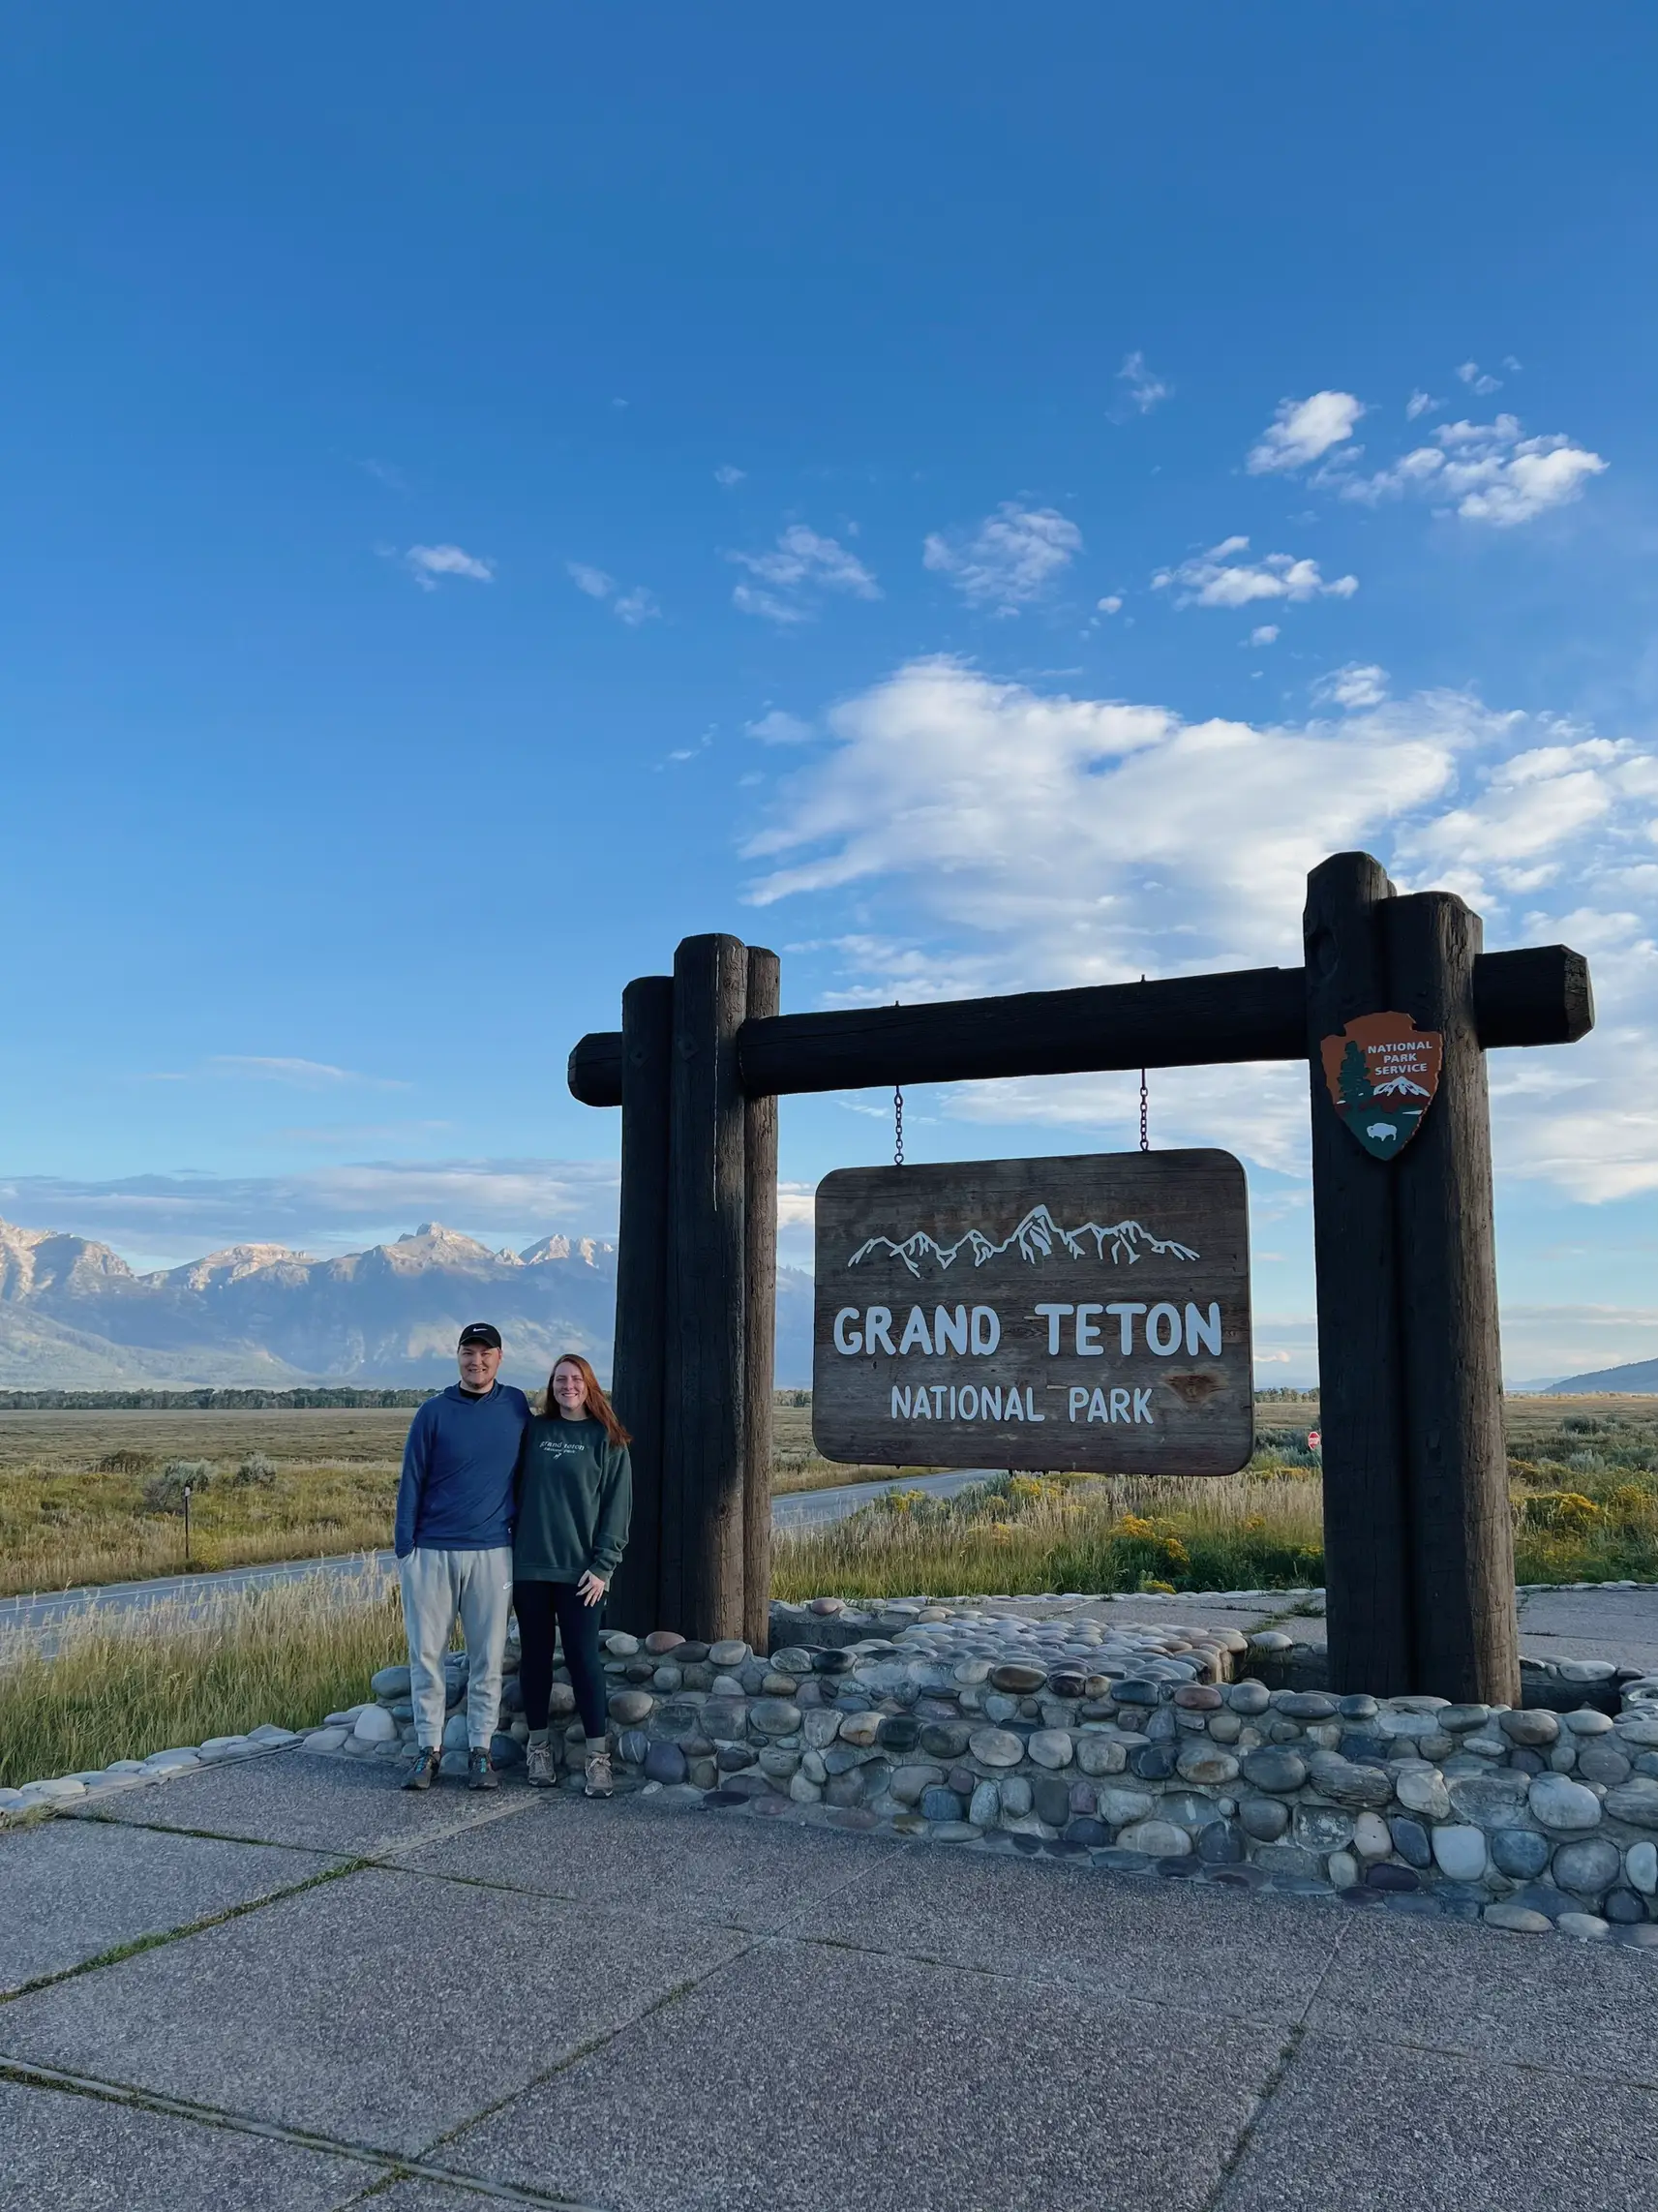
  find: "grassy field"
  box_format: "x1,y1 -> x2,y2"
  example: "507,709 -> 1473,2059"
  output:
770,1399 -> 1658,1602
0,1566 -> 407,1790
0,1399 -> 919,1597
3,1394 -> 1656,1603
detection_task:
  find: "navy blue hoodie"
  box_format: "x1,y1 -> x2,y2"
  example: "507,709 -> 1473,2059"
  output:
394,1382 -> 530,1557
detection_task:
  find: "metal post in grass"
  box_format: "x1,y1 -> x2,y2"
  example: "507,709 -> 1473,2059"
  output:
183,1483 -> 192,1568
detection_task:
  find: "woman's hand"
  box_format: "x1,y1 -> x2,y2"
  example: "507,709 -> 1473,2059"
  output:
577,1570 -> 607,1607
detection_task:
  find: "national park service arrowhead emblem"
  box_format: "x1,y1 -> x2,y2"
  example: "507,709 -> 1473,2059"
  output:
1320,1013 -> 1442,1160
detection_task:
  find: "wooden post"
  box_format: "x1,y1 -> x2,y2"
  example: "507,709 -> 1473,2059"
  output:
743,948 -> 780,1656
1384,892 -> 1520,1705
1304,854 -> 1415,1695
605,975 -> 674,1636
662,933 -> 749,1641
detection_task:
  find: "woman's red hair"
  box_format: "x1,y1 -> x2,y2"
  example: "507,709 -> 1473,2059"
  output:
546,1352 -> 632,1446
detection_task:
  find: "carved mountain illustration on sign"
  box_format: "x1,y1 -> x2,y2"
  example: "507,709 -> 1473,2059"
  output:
849,1202 -> 1199,1277
1319,1013 -> 1444,1160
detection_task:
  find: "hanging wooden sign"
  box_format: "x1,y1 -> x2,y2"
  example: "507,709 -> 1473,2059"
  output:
1319,1013 -> 1442,1160
812,1149 -> 1252,1475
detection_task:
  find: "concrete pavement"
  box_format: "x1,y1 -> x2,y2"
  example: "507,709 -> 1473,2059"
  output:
0,1752 -> 1650,2209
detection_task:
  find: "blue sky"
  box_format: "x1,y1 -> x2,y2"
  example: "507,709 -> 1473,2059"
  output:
2,5 -> 1655,1382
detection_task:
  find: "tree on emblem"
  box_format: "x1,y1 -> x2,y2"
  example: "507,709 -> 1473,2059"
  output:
1338,1039 -> 1373,1109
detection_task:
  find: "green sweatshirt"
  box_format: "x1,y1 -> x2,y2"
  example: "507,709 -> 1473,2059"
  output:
512,1415 -> 632,1583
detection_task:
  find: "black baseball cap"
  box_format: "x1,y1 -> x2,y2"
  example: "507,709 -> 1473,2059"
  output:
458,1322 -> 502,1350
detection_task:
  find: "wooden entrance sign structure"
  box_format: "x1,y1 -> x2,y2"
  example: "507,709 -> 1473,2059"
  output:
569,851 -> 1592,1703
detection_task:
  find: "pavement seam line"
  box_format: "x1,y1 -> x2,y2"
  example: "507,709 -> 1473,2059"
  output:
1192,2019 -> 1307,2212
413,1935 -> 763,2168
0,1856 -> 370,2005
0,2058 -> 612,2209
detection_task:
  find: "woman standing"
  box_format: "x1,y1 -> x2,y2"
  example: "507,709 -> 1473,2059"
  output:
513,1352 -> 632,1797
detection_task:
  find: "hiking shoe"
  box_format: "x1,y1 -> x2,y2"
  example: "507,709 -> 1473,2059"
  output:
525,1739 -> 557,1788
467,1749 -> 499,1792
402,1747 -> 441,1792
584,1746 -> 614,1799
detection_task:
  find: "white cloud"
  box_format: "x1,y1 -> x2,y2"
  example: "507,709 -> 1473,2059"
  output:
729,525 -> 880,623
1098,595 -> 1123,615
747,709 -> 814,745
0,1160 -> 623,1263
140,1057 -> 407,1091
566,562 -> 660,623
1116,351 -> 1171,414
741,657 -> 1658,1203
923,503 -> 1082,615
713,465 -> 746,486
1153,537 -> 1358,609
1346,413 -> 1607,526
1250,625 -> 1281,647
1313,663 -> 1389,711
1246,391 -> 1365,474
1458,359 -> 1503,396
1405,390 -> 1440,421
403,544 -> 494,591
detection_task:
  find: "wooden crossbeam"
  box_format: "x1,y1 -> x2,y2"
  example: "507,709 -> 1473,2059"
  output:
568,943 -> 1590,1108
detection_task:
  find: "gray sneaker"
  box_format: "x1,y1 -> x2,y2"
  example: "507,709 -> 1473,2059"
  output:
584,1746 -> 614,1799
402,1746 -> 441,1792
525,1739 -> 557,1788
467,1748 -> 499,1792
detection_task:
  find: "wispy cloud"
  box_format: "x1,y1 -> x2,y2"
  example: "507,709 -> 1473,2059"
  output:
1457,359 -> 1503,396
1313,663 -> 1389,710
729,525 -> 880,624
1246,391 -> 1365,474
401,543 -> 495,591
746,709 -> 815,745
922,503 -> 1082,614
1405,390 -> 1440,421
0,1161 -> 622,1264
713,465 -> 746,486
1153,537 -> 1358,609
359,458 -> 409,493
1249,624 -> 1280,647
741,654 -> 1658,1203
1343,412 -> 1608,527
137,1056 -> 407,1091
1115,350 -> 1171,415
565,562 -> 661,624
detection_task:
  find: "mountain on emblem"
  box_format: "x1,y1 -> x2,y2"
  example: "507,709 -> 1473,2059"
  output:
1319,1013 -> 1443,1160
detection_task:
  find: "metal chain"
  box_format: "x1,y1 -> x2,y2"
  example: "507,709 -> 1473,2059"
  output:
1138,974 -> 1149,1151
893,1000 -> 905,1167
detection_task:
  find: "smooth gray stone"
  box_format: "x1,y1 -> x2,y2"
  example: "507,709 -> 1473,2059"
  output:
436,1934 -> 1282,2212
1552,1837 -> 1623,1895
0,1866 -> 748,2157
0,2077 -> 360,2211
69,1748 -> 539,1859
0,1820 -> 346,1994
1238,1796 -> 1291,1842
1490,1828 -> 1552,1880
1215,2031 -> 1658,2212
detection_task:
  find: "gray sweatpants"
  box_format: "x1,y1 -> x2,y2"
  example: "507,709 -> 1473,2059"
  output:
398,1545 -> 514,1751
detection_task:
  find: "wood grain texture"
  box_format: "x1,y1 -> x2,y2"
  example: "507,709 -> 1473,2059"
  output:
741,947 -> 779,1655
1385,892 -> 1520,1705
604,975 -> 673,1636
812,1152 -> 1251,1475
1304,853 -> 1414,1698
662,934 -> 749,1643
568,945 -> 1590,1108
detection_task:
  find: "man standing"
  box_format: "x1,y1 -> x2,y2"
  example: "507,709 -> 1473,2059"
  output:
395,1322 -> 529,1791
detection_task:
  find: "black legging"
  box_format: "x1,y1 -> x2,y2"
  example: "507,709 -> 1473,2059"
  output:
514,1580 -> 607,1740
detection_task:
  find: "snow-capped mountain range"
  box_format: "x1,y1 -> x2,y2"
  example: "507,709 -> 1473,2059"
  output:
0,1216 -> 813,1387
848,1204 -> 1199,1279
1372,1076 -> 1432,1099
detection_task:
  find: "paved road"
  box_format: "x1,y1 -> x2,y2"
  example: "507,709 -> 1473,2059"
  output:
0,1471 -> 999,1650
0,1754 -> 1651,2210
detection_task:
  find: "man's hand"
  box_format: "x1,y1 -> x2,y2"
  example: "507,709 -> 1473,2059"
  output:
577,1570 -> 607,1608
